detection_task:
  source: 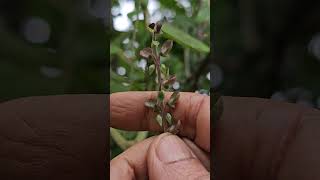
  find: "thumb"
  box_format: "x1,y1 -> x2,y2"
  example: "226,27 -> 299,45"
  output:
147,133 -> 210,180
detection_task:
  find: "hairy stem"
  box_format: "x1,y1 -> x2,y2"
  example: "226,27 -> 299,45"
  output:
150,31 -> 166,131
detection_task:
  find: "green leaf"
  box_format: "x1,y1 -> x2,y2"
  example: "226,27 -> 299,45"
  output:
161,64 -> 167,74
166,67 -> 170,77
170,91 -> 180,101
166,113 -> 173,125
127,11 -> 137,19
156,114 -> 163,127
144,100 -> 156,108
159,0 -> 185,14
167,91 -> 180,108
161,23 -> 210,53
148,64 -> 155,75
157,90 -> 165,102
152,40 -> 160,46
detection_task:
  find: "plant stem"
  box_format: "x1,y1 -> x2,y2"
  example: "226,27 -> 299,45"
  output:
155,58 -> 162,91
151,32 -> 162,91
150,31 -> 167,131
110,128 -> 149,150
184,48 -> 191,78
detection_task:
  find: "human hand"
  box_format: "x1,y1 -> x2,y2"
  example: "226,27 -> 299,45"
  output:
214,96 -> 320,180
110,91 -> 210,180
0,95 -> 107,179
2,93 -> 318,179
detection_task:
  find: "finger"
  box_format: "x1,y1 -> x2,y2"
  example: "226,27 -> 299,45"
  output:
0,95 -> 107,179
147,133 -> 210,180
110,136 -> 155,180
111,91 -> 210,152
183,138 -> 210,171
214,96 -> 320,180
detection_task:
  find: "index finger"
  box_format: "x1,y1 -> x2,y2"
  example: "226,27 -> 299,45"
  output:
110,91 -> 210,152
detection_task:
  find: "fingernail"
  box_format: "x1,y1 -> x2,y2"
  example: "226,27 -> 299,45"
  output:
156,134 -> 193,163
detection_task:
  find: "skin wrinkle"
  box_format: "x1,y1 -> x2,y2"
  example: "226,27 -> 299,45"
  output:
183,138 -> 210,171
193,95 -> 207,150
183,159 -> 209,179
111,92 -> 210,179
112,157 -> 136,180
21,117 -> 38,137
0,95 -> 107,179
111,136 -> 155,179
7,139 -> 81,163
111,92 -> 210,149
181,94 -> 204,141
123,156 -> 137,180
147,133 -> 169,178
0,147 -> 79,174
164,156 -> 197,165
150,134 -> 209,179
0,124 -> 81,164
185,94 -> 194,139
153,133 -> 171,160
271,109 -> 305,180
111,101 -> 129,123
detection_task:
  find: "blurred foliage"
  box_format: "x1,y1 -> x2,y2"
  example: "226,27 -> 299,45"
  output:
110,0 -> 210,158
0,0 -> 106,102
214,0 -> 320,108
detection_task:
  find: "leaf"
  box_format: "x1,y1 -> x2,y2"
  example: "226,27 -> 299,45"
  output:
167,124 -> 175,132
167,120 -> 181,134
170,91 -> 180,101
166,113 -> 173,125
163,75 -> 176,85
160,40 -> 173,56
166,67 -> 170,77
159,0 -> 185,14
157,90 -> 165,102
156,114 -> 163,127
127,11 -> 137,20
195,3 -> 210,23
148,64 -> 155,75
167,91 -> 180,108
161,23 -> 210,53
176,120 -> 181,129
152,40 -> 160,46
144,100 -> 156,108
160,64 -> 167,74
167,102 -> 175,108
155,21 -> 162,33
139,48 -> 153,59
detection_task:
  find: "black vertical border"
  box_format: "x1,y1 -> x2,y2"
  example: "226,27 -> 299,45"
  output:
106,0 -> 111,179
211,0 -> 217,179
